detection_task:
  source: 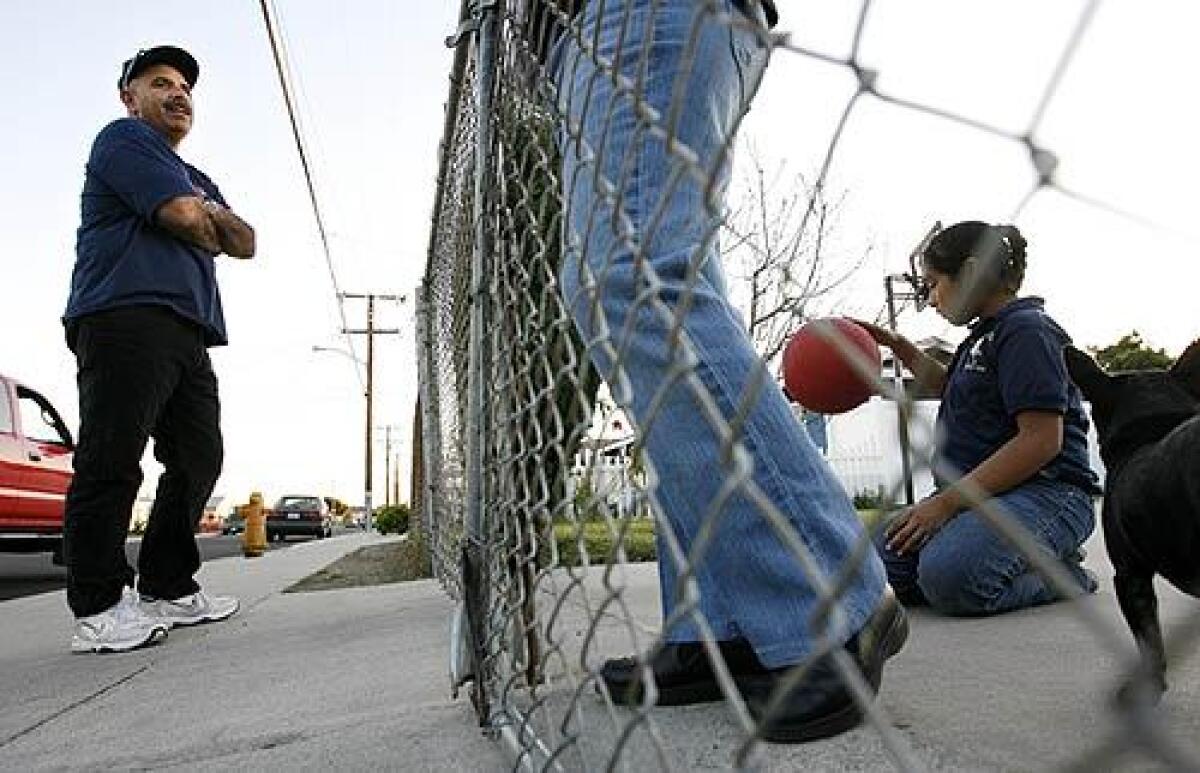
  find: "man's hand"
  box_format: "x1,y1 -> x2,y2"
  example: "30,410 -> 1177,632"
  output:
155,195 -> 256,258
885,494 -> 958,555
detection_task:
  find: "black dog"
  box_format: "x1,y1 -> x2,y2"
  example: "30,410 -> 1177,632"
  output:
1064,341 -> 1200,703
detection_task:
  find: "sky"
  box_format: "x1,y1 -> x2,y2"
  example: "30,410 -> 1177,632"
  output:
1,1 -> 1196,509
0,2 -> 460,507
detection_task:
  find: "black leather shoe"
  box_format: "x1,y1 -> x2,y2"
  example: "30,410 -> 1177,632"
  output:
738,587 -> 909,743
600,639 -> 765,706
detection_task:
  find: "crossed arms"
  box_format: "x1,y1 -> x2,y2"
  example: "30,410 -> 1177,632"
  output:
155,195 -> 256,258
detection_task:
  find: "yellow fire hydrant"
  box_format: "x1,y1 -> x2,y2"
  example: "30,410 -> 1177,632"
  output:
241,491 -> 268,558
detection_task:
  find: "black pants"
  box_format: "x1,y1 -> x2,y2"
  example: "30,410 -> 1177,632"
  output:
63,306 -> 223,617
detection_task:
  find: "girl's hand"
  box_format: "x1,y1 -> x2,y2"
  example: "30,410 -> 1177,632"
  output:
886,495 -> 958,555
850,318 -> 898,349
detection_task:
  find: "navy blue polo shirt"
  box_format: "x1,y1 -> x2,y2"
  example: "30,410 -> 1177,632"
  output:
64,117 -> 229,346
934,297 -> 1099,492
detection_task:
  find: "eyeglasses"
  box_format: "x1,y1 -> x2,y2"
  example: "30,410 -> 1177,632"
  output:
912,276 -> 932,306
906,220 -> 941,309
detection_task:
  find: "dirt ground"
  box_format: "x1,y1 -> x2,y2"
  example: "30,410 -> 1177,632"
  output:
284,538 -> 428,593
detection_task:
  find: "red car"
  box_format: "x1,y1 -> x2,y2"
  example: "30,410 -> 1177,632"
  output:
0,373 -> 74,562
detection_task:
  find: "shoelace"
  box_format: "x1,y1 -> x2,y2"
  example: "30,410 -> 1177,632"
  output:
80,617 -> 111,637
117,591 -> 159,625
172,592 -> 203,612
107,592 -> 133,623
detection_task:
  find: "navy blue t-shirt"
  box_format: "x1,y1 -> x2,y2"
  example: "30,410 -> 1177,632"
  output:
934,297 -> 1099,492
64,118 -> 229,346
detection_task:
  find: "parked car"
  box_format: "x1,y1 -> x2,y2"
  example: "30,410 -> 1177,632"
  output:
221,516 -> 245,536
266,495 -> 333,541
197,510 -> 223,534
0,372 -> 74,563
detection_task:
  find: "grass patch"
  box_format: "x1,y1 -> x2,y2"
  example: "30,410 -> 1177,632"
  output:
286,509 -> 888,588
285,539 -> 430,593
859,508 -> 887,533
550,510 -> 885,568
552,519 -> 657,566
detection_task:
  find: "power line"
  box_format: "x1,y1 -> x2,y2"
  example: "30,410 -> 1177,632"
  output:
258,0 -> 363,387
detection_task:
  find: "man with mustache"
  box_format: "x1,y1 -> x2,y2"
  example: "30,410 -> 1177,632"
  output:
62,45 -> 255,652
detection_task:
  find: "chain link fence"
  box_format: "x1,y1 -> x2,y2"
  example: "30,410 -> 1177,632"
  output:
415,0 -> 1199,769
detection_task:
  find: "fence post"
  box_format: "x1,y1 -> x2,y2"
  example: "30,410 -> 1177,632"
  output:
413,283 -> 436,578
462,0 -> 501,725
466,0 -> 499,543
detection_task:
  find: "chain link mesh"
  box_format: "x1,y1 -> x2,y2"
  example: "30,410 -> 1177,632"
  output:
416,1 -> 1200,769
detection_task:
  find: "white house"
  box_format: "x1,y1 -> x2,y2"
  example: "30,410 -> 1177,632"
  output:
569,406 -> 644,518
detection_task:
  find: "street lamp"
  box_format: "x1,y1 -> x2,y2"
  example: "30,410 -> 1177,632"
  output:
884,275 -> 917,507
311,344 -> 376,532
311,344 -> 362,366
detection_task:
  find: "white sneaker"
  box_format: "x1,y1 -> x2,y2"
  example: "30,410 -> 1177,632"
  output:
140,590 -> 240,628
71,591 -> 169,654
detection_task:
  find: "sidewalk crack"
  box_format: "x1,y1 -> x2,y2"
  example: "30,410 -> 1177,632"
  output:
0,665 -> 150,749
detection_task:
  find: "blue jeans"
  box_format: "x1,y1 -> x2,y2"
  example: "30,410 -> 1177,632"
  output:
553,0 -> 885,667
876,479 -> 1096,616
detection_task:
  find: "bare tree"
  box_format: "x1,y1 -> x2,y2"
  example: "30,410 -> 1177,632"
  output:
723,148 -> 871,366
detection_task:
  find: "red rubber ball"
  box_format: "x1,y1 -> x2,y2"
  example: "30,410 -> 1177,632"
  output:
782,317 -> 881,414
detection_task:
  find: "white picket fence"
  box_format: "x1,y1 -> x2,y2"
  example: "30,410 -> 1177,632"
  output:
821,397 -> 1106,502
569,396 -> 1104,515
822,398 -> 940,503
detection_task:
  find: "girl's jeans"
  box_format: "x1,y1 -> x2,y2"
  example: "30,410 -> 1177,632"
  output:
553,0 -> 885,667
876,479 -> 1096,615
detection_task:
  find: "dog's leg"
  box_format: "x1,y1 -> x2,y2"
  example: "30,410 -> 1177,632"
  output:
1114,572 -> 1168,705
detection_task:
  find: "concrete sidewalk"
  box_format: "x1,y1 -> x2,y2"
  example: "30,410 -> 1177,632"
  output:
0,531 -> 1197,771
0,534 -> 499,771
502,531 -> 1200,771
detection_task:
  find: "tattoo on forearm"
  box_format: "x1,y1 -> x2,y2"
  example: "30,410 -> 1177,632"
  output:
208,206 -> 255,258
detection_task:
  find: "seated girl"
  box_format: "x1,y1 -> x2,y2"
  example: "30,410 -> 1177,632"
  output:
858,220 -> 1098,615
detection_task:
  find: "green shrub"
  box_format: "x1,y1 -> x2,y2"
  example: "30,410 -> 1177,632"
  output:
544,509 -> 898,567
858,508 -> 887,534
568,477 -> 610,522
374,504 -> 410,535
853,487 -> 887,510
552,518 -> 656,566
539,505 -> 904,568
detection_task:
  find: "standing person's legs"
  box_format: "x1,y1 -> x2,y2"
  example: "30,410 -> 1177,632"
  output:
63,307 -> 182,618
877,480 -> 1097,616
137,347 -> 223,602
555,0 -> 885,667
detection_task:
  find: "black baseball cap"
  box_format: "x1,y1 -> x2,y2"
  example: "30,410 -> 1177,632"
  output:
118,45 -> 199,90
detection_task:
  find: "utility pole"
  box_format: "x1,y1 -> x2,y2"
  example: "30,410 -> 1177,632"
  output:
341,292 -> 405,531
393,454 -> 401,506
383,424 -> 393,507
